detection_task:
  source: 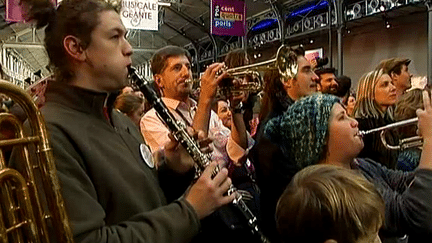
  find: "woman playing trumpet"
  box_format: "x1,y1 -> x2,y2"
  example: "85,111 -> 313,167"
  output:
265,92 -> 432,242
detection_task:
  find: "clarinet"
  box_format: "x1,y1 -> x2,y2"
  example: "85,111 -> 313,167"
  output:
128,67 -> 270,243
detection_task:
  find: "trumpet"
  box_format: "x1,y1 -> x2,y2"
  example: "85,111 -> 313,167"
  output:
223,45 -> 298,79
189,45 -> 298,96
359,117 -> 422,150
185,77 -> 262,96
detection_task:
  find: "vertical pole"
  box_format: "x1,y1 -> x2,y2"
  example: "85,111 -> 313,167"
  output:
242,36 -> 247,52
337,28 -> 343,76
328,0 -> 333,68
138,31 -> 141,47
191,44 -> 200,78
210,35 -> 218,62
32,27 -> 36,43
270,1 -> 285,44
336,0 -> 344,76
426,0 -> 432,86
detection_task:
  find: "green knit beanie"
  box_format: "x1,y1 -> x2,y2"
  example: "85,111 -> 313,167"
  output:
264,93 -> 340,170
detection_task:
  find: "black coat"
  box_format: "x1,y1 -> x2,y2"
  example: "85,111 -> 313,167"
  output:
357,115 -> 400,169
248,94 -> 295,243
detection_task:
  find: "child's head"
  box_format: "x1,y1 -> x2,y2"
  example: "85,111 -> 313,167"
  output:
276,164 -> 384,243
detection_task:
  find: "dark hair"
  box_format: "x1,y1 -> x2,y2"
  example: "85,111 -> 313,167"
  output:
259,46 -> 305,121
221,48 -> 253,94
335,75 -> 352,98
343,90 -> 356,106
315,67 -> 336,77
376,58 -> 411,76
224,49 -> 250,69
394,88 -> 426,138
0,63 -> 4,79
20,0 -> 121,82
114,93 -> 144,116
211,95 -> 228,113
291,46 -> 305,57
395,88 -> 425,121
150,46 -> 192,75
259,69 -> 284,121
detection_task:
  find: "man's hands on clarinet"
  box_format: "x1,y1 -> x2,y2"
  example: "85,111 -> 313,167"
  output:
185,161 -> 235,219
160,127 -> 235,219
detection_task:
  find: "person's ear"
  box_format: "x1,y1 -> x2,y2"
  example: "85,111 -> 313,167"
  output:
317,82 -> 322,92
283,77 -> 293,89
324,240 -> 337,243
63,35 -> 86,62
390,71 -> 398,80
154,75 -> 163,89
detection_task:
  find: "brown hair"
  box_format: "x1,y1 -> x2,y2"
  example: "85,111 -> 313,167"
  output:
224,49 -> 250,69
150,45 -> 192,75
259,46 -> 305,122
20,0 -> 121,82
394,88 -> 426,138
394,88 -> 426,121
114,93 -> 145,116
376,58 -> 411,76
276,164 -> 384,243
259,68 -> 284,121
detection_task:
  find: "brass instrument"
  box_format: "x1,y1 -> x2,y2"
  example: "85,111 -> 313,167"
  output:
221,45 -> 298,80
186,77 -> 262,96
359,117 -> 422,150
188,45 -> 297,96
0,80 -> 74,242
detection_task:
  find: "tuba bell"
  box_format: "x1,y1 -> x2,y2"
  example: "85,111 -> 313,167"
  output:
0,80 -> 74,242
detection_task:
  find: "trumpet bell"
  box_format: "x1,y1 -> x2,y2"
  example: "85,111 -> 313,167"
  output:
276,45 -> 298,80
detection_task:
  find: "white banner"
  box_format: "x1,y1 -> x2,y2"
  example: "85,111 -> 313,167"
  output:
121,0 -> 158,30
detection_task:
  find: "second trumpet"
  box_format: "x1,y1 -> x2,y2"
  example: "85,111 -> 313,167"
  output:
359,117 -> 422,150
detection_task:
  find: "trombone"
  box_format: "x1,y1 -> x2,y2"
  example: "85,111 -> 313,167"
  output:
359,117 -> 422,150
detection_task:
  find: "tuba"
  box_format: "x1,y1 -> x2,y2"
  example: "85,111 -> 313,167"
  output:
0,80 -> 74,242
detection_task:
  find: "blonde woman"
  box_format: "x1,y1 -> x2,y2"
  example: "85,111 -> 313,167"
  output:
353,69 -> 399,168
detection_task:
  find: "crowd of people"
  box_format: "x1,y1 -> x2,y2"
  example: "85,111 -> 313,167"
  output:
1,0 -> 432,243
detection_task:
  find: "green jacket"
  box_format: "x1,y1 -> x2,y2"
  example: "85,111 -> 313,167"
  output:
42,81 -> 200,243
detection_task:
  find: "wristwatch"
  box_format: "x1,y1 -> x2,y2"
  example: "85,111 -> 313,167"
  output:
232,102 -> 244,114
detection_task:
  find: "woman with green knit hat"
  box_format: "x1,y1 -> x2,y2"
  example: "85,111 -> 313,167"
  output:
265,92 -> 432,243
